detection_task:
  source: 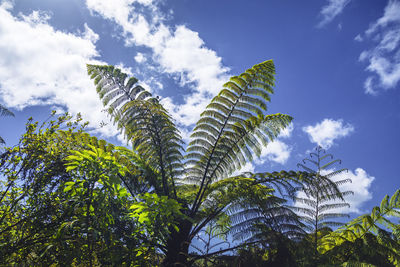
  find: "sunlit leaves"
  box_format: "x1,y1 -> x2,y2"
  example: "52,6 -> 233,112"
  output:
319,189 -> 400,266
129,193 -> 184,234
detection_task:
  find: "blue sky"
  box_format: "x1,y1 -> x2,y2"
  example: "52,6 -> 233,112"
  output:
0,0 -> 399,216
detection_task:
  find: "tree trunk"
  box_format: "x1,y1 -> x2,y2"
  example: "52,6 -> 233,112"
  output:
162,220 -> 193,267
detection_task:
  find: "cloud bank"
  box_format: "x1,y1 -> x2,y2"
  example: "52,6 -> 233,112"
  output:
0,2 -> 120,137
86,0 -> 230,127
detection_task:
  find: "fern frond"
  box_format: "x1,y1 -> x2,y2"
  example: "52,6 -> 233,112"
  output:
325,168 -> 348,179
319,203 -> 350,213
87,65 -> 184,197
317,221 -> 345,228
297,163 -> 316,173
0,104 -> 14,117
223,174 -> 305,244
320,159 -> 342,170
319,189 -> 400,266
317,213 -> 350,221
294,197 -> 317,208
187,60 -> 292,214
0,104 -> 14,144
294,146 -> 353,260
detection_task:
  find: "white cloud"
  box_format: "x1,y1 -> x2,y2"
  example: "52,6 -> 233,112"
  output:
359,0 -> 400,94
232,162 -> 255,176
115,62 -> 134,76
134,52 -> 146,63
317,0 -> 351,28
334,168 -> 374,213
85,0 -> 230,127
259,140 -> 292,165
354,34 -> 363,42
232,139 -> 292,174
83,23 -> 99,43
278,123 -> 294,139
365,0 -> 400,36
249,124 -> 294,165
302,119 -> 354,149
366,56 -> 400,89
364,76 -> 377,95
295,168 -> 374,214
0,2 -> 118,138
87,0 -> 293,160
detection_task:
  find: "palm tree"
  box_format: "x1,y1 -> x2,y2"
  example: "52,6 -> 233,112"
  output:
0,104 -> 14,144
295,146 -> 353,264
87,60 -> 331,266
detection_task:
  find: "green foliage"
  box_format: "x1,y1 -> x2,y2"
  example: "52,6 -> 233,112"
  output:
86,60 -> 304,265
226,174 -> 306,241
319,189 -> 400,266
3,59 -> 374,266
294,146 -> 352,264
129,192 -> 185,237
187,60 -> 292,203
320,232 -> 394,266
0,114 -> 148,266
234,245 -> 270,266
65,144 -> 129,195
0,113 -> 87,264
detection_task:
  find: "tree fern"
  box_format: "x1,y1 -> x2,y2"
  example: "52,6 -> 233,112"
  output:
87,60 -> 300,265
294,146 -> 353,262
